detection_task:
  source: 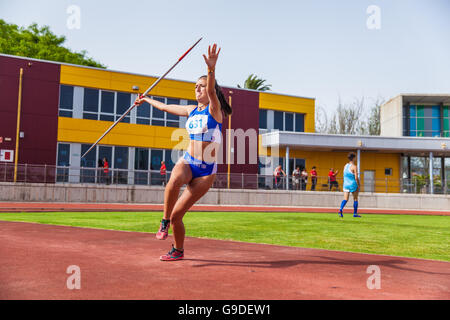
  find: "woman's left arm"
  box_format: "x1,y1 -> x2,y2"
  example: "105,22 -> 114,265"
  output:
352,165 -> 360,189
203,44 -> 222,121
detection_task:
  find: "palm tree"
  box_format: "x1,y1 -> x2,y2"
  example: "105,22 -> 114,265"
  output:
237,74 -> 272,91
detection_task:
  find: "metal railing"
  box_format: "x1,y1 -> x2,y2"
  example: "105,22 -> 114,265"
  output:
0,163 -> 449,194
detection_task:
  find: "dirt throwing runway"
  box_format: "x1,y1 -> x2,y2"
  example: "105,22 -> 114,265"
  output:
0,221 -> 449,300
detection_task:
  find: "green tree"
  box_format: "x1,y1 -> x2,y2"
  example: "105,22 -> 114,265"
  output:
0,19 -> 105,68
237,74 -> 272,91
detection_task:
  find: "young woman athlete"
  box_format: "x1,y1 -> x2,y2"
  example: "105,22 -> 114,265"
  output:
338,152 -> 361,218
134,44 -> 232,261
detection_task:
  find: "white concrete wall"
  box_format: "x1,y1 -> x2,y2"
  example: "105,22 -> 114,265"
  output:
0,182 -> 449,211
380,95 -> 403,137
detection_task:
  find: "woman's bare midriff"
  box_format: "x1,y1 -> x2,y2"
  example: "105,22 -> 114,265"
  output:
187,140 -> 220,163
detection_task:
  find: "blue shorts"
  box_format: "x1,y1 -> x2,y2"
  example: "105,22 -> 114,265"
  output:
183,152 -> 217,179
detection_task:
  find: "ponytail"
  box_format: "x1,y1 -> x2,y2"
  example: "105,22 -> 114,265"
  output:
200,76 -> 233,116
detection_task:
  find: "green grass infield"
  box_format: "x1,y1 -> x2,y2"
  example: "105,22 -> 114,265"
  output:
1,211 -> 449,261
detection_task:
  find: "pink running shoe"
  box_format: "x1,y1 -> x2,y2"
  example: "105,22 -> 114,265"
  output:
156,219 -> 170,240
160,245 -> 184,261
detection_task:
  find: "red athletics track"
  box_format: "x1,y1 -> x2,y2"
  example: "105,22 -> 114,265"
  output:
0,220 -> 449,300
0,202 -> 449,215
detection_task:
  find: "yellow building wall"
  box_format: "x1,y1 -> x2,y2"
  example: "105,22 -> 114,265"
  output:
60,65 -> 197,100
57,117 -> 189,150
259,92 -> 315,133
59,65 -> 317,153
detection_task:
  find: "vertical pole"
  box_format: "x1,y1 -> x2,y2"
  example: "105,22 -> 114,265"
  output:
429,152 -> 434,194
286,146 -> 290,190
441,157 -> 446,194
227,91 -> 232,189
385,177 -> 388,193
357,149 -> 361,180
414,176 -> 417,193
14,68 -> 24,183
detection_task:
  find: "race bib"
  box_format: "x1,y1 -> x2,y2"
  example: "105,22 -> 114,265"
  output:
186,115 -> 208,135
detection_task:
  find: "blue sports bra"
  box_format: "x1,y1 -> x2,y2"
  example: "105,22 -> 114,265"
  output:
185,105 -> 222,143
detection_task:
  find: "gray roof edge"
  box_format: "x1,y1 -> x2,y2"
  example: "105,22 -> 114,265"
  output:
263,131 -> 450,140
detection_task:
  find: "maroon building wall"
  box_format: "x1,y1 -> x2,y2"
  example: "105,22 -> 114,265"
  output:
0,55 -> 60,166
217,86 -> 260,188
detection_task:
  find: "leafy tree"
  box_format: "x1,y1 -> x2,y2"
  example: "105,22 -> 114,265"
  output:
237,74 -> 271,91
0,19 -> 105,68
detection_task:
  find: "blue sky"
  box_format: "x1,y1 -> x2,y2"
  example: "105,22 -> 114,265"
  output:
1,0 -> 449,113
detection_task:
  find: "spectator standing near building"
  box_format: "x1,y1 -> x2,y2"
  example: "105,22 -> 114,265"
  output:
274,165 -> 286,189
328,168 -> 339,191
292,166 -> 301,190
103,157 -> 110,185
160,161 -> 167,186
310,166 -> 318,191
300,168 -> 308,191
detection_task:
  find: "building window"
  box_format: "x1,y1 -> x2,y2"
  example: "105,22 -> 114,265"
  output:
295,113 -> 304,132
444,106 -> 450,137
164,149 -> 176,171
76,87 -> 187,128
271,110 -> 304,132
166,98 -> 180,127
150,149 -> 164,185
100,91 -> 115,122
285,113 -> 294,131
136,101 -> 151,125
98,146 -> 112,184
56,143 -> 70,182
402,105 -> 408,136
409,105 -> 441,137
98,146 -> 112,169
385,168 -> 392,176
59,85 -> 74,118
116,92 -> 131,123
259,109 -> 267,129
83,88 -> 99,120
80,144 -> 97,183
274,111 -> 284,131
289,158 -> 306,172
135,148 -> 149,185
187,100 -> 198,108
114,146 -> 129,184
151,97 -> 165,126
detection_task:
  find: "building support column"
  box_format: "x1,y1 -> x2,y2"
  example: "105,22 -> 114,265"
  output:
357,149 -> 361,180
441,157 -> 446,194
286,146 -> 290,190
429,152 -> 434,194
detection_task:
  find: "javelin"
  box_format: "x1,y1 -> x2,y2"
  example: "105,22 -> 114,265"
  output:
81,37 -> 203,159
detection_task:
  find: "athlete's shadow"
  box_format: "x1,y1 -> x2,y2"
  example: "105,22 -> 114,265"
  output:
186,256 -> 450,276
